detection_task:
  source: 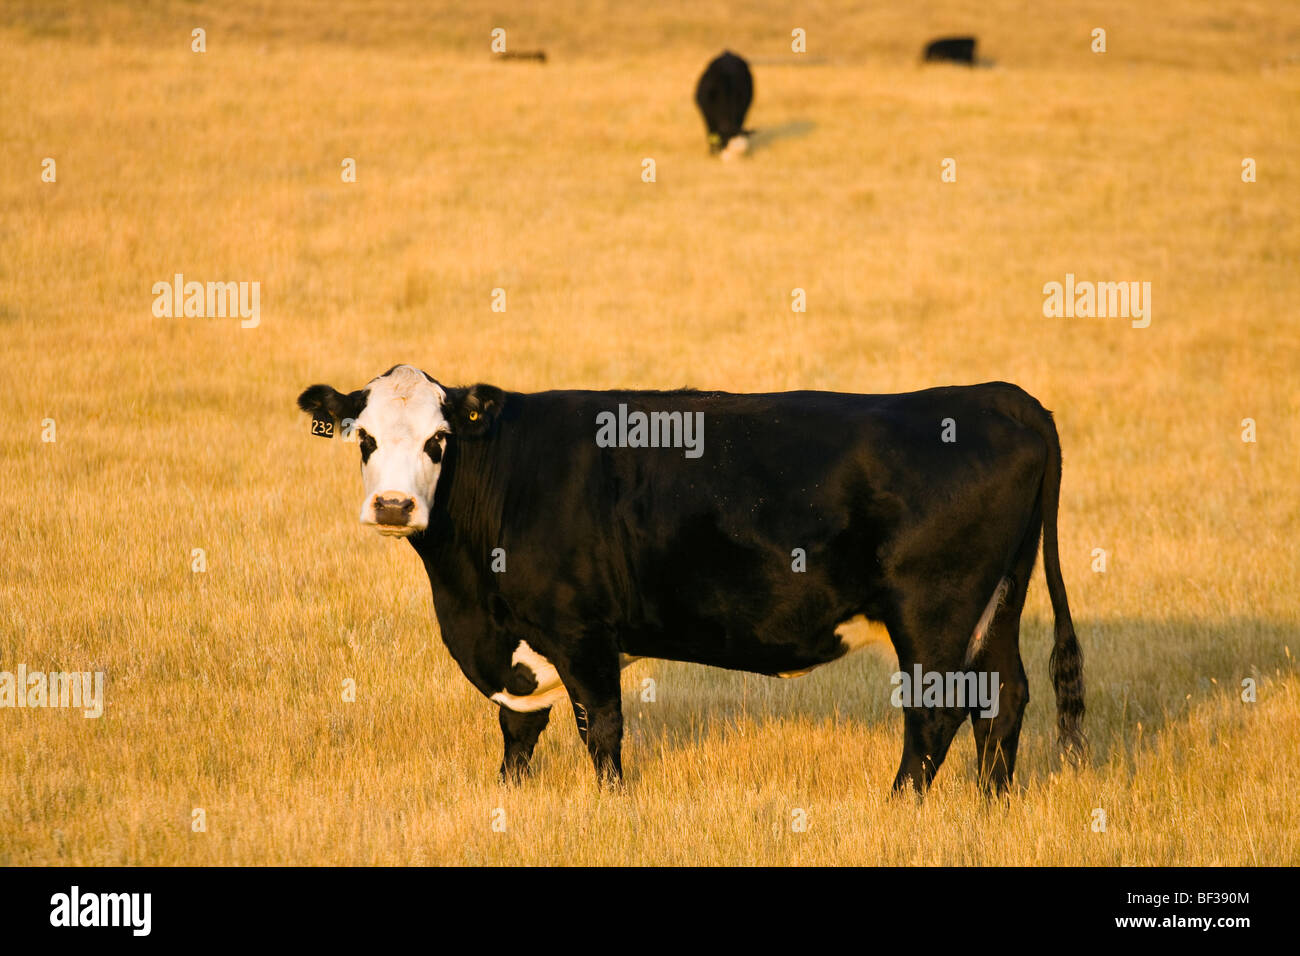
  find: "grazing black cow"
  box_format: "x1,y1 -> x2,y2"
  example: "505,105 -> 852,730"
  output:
695,51 -> 753,157
298,366 -> 1086,793
496,50 -> 547,63
923,36 -> 978,65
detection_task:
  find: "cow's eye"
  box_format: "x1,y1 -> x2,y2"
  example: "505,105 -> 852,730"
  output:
423,433 -> 445,464
357,429 -> 377,464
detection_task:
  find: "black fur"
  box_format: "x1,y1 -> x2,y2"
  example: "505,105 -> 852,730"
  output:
923,36 -> 977,65
695,51 -> 753,152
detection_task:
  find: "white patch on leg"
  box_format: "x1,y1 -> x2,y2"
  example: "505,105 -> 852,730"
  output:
964,577 -> 1010,666
491,640 -> 568,712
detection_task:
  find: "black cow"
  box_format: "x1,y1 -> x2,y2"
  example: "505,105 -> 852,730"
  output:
695,51 -> 753,156
298,366 -> 1086,792
923,36 -> 977,65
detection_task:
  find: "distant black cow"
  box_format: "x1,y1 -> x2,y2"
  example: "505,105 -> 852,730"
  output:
923,36 -> 977,65
496,50 -> 547,63
298,366 -> 1087,793
695,51 -> 753,157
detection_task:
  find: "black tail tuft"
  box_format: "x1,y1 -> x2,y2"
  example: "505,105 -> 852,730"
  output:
1035,406 -> 1088,765
1049,617 -> 1088,764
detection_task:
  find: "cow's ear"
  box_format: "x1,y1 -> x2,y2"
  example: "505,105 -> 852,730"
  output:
448,384 -> 504,438
297,384 -> 367,424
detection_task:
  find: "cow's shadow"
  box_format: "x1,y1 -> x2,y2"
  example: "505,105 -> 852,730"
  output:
745,119 -> 816,154
613,615 -> 1295,788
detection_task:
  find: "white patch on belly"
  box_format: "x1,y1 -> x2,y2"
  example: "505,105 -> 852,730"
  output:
491,640 -> 568,713
776,666 -> 820,679
835,614 -> 891,654
778,615 -> 891,677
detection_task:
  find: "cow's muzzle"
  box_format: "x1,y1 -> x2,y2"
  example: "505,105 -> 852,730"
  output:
368,492 -> 420,536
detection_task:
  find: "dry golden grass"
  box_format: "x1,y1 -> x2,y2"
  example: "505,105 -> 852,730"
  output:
1,1 -> 1298,865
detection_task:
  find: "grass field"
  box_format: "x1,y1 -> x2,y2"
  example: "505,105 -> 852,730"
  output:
1,0 -> 1298,865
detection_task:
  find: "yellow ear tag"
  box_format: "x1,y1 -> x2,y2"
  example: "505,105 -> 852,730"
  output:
469,411 -> 479,421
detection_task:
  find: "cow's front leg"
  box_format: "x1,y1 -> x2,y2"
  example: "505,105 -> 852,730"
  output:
559,653 -> 624,789
498,705 -> 550,783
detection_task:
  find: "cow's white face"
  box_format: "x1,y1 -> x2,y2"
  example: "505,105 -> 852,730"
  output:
351,366 -> 450,536
299,366 -> 505,540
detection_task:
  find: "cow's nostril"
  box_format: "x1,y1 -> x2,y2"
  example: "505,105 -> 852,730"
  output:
372,493 -> 416,528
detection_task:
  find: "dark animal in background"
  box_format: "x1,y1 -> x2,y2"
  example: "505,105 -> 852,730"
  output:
496,50 -> 547,63
299,366 -> 1087,793
695,51 -> 754,158
923,36 -> 977,65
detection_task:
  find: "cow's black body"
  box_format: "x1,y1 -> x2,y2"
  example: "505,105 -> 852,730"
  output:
395,381 -> 1085,791
694,51 -> 753,152
923,36 -> 978,65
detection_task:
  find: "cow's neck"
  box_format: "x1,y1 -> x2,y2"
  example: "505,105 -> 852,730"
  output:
409,438 -> 505,609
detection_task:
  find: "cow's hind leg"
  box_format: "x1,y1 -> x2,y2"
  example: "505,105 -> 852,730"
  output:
969,535 -> 1037,795
499,706 -> 550,783
969,642 -> 1028,796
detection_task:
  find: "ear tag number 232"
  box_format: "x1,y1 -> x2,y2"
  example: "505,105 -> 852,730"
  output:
311,411 -> 335,439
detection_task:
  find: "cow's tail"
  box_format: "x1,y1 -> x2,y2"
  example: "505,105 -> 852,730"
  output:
1033,406 -> 1088,766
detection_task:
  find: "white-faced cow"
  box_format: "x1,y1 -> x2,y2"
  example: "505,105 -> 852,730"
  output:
695,51 -> 754,158
298,365 -> 1086,792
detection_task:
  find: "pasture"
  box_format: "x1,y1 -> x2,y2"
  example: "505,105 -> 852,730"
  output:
1,0 -> 1298,864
